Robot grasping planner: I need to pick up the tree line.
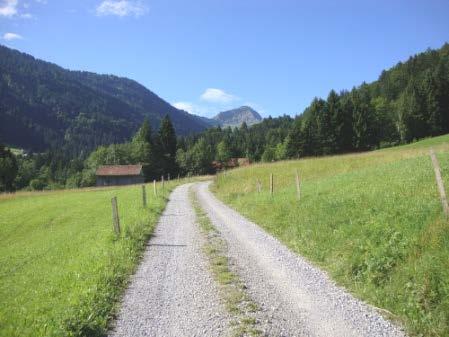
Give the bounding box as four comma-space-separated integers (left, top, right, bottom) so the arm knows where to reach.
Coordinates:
1, 43, 448, 192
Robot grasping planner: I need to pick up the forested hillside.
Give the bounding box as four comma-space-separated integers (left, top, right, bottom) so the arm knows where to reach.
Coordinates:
284, 43, 449, 157
180, 43, 449, 166
0, 45, 212, 154
1, 43, 448, 192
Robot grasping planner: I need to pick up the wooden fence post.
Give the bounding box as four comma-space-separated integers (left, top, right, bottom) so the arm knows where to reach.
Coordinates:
153, 179, 157, 196
177, 174, 180, 181
111, 196, 121, 235
257, 179, 262, 193
430, 149, 449, 219
142, 184, 147, 208
295, 169, 301, 201
161, 175, 165, 190
168, 173, 170, 181
270, 173, 274, 196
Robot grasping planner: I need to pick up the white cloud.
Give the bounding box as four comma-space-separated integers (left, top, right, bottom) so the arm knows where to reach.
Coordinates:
200, 88, 238, 104
172, 102, 194, 114
20, 12, 32, 18
172, 101, 216, 117
172, 89, 263, 118
0, 0, 18, 17
3, 32, 23, 40
96, 0, 148, 17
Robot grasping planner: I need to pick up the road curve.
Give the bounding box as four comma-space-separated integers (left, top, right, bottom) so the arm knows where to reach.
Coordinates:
194, 181, 406, 337
109, 183, 229, 337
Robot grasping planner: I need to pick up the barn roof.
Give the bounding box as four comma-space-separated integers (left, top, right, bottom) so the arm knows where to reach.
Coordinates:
96, 165, 143, 176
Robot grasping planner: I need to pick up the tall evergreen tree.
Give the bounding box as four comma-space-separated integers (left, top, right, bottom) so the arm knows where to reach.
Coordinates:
158, 115, 178, 175
133, 117, 152, 144
338, 92, 355, 152
301, 112, 319, 156
397, 80, 427, 142
216, 139, 232, 163
313, 98, 333, 154
351, 86, 377, 150
285, 118, 304, 158
327, 90, 344, 152
132, 118, 154, 180
0, 144, 18, 192
423, 63, 449, 136
372, 96, 397, 144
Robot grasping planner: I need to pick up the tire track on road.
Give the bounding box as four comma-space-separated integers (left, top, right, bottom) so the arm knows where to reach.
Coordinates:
194, 181, 406, 337
109, 183, 229, 337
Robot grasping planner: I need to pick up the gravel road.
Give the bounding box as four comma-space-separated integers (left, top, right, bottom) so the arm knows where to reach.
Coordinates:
109, 183, 229, 337
110, 181, 406, 337
194, 181, 406, 337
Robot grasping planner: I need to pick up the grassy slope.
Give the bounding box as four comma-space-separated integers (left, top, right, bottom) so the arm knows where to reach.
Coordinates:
213, 134, 449, 337
0, 180, 180, 337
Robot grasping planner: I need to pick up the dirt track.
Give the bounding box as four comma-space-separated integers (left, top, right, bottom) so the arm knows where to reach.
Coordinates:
110, 181, 406, 337
109, 183, 229, 337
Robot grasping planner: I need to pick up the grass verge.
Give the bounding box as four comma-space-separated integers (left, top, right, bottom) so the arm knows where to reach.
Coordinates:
190, 188, 261, 337
213, 134, 449, 337
0, 179, 183, 337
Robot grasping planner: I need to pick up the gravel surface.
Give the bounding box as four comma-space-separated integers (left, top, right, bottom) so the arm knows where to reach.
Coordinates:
109, 183, 229, 337
194, 181, 407, 337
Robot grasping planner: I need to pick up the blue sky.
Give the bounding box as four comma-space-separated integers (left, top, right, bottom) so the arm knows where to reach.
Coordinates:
1, 0, 448, 118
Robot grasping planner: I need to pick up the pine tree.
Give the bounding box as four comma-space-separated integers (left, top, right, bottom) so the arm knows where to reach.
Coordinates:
216, 140, 232, 163
351, 86, 377, 150
132, 118, 154, 180
285, 118, 303, 158
338, 92, 355, 152
301, 112, 319, 156
327, 90, 342, 152
0, 144, 18, 192
423, 63, 449, 136
311, 98, 333, 155
133, 117, 152, 144
158, 115, 178, 175
397, 80, 427, 142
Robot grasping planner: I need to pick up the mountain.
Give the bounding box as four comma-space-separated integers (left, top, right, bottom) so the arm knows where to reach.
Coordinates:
213, 106, 262, 127
0, 45, 211, 154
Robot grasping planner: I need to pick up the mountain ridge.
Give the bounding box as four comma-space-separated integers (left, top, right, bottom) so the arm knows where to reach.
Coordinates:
0, 45, 211, 153
212, 106, 262, 127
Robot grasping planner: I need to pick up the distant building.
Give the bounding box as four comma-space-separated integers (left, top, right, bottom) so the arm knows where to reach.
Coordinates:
237, 158, 251, 167
227, 157, 251, 168
211, 160, 224, 171
211, 158, 251, 172
96, 165, 144, 186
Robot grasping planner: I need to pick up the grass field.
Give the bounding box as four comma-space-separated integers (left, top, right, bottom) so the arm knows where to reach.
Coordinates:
213, 134, 449, 337
0, 180, 181, 337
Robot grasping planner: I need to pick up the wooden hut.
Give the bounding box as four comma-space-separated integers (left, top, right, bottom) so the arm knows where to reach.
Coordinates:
96, 165, 144, 186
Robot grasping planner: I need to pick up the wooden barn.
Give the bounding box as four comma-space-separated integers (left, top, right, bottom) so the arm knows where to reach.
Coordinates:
96, 165, 144, 186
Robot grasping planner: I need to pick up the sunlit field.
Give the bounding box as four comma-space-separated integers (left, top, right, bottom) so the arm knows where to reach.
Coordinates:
0, 180, 180, 337
213, 134, 449, 336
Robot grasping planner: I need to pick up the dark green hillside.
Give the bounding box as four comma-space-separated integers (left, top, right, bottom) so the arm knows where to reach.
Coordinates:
286, 43, 449, 158
176, 43, 449, 177
0, 45, 211, 154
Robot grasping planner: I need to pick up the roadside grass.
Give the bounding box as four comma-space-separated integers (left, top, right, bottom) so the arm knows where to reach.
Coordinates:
213, 134, 449, 337
190, 189, 261, 337
0, 179, 183, 337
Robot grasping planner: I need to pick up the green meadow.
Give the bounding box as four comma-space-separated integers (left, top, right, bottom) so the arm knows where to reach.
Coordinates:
0, 180, 179, 337
213, 134, 449, 337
